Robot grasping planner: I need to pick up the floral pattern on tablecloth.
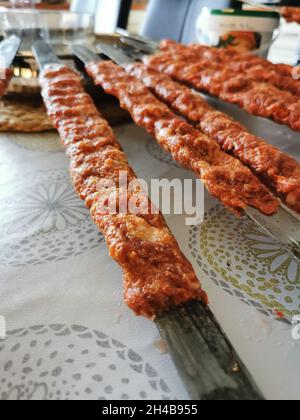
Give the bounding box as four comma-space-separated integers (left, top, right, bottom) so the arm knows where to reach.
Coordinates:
0, 325, 173, 401
0, 115, 299, 400
189, 206, 300, 320
0, 169, 103, 266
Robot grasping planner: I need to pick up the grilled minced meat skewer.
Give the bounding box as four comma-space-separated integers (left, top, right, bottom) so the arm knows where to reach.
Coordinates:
144, 45, 300, 131
39, 63, 207, 319
0, 69, 13, 97
128, 62, 300, 214
159, 39, 300, 88
86, 60, 279, 216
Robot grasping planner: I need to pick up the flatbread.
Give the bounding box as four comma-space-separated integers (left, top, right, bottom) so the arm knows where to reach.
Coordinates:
0, 100, 54, 132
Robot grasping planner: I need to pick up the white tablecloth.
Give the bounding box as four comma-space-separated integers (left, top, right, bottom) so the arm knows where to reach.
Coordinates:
0, 100, 299, 400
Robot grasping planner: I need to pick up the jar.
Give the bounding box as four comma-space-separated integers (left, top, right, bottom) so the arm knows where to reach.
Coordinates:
196, 8, 280, 56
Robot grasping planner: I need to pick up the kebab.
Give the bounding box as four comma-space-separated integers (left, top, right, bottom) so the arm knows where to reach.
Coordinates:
33, 42, 265, 401
143, 48, 300, 131
83, 58, 278, 216
38, 62, 210, 319
73, 43, 299, 260
91, 43, 300, 214
119, 33, 298, 80
0, 69, 13, 97
159, 39, 299, 83
127, 62, 300, 215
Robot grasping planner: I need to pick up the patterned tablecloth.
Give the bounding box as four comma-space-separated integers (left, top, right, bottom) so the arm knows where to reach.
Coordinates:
0, 96, 299, 400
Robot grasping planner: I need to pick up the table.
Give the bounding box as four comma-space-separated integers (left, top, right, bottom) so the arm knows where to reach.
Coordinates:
0, 97, 299, 400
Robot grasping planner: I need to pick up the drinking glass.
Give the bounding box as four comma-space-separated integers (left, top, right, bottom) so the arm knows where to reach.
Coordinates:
10, 0, 35, 8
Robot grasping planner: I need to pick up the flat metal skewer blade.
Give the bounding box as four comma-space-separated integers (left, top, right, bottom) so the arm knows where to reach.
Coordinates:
119, 36, 158, 54
96, 42, 136, 67
156, 301, 264, 400
97, 41, 145, 65
71, 45, 101, 65
115, 28, 159, 51
245, 207, 300, 261
0, 35, 21, 68
32, 41, 61, 69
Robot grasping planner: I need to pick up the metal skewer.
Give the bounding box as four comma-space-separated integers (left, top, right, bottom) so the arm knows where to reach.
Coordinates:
0, 35, 22, 69
32, 41, 61, 68
115, 27, 159, 53
33, 41, 265, 401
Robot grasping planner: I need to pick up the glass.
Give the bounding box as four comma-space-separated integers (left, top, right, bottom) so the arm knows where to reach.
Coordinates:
0, 10, 95, 52
10, 0, 35, 8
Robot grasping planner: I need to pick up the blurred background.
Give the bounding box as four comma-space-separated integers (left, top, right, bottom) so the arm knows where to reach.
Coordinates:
0, 0, 299, 64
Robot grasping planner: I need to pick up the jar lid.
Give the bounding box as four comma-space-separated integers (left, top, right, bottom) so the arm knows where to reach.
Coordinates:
209, 8, 280, 19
